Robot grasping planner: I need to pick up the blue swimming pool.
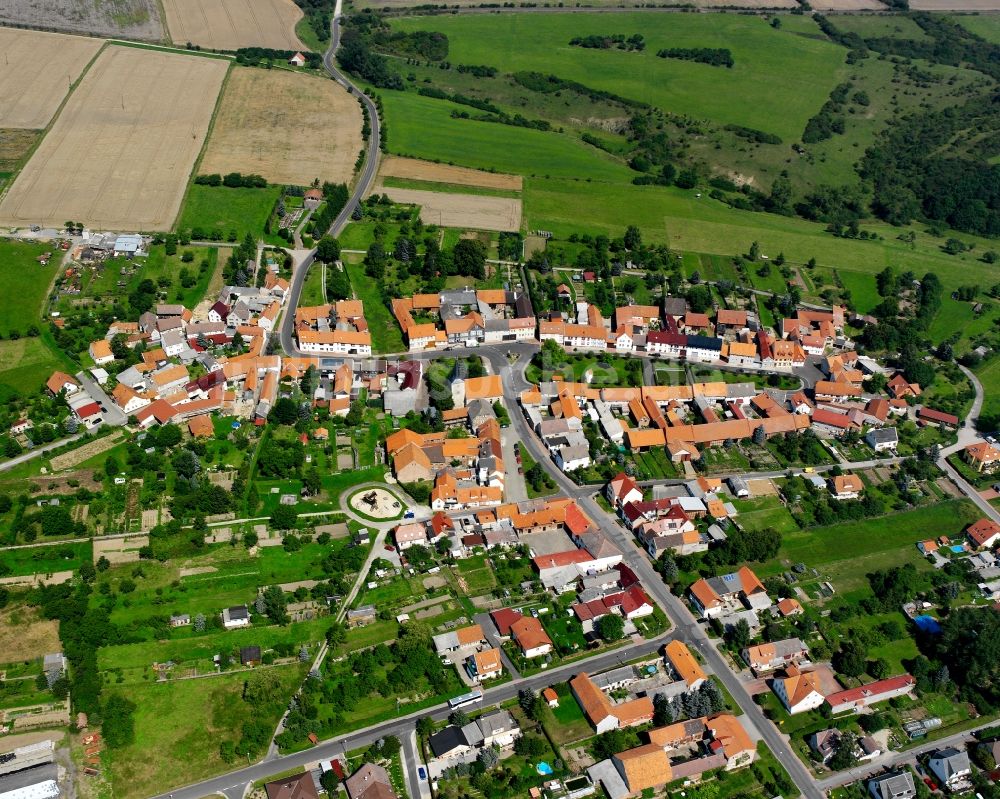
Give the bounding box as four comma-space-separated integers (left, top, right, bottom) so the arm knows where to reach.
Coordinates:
951, 544, 965, 553
537, 762, 554, 776
914, 614, 942, 634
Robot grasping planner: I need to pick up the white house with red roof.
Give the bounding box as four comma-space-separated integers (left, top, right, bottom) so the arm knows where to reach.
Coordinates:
606, 472, 643, 509
967, 518, 1000, 551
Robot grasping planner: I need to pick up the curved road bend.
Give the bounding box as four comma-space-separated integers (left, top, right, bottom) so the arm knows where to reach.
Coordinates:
278, 4, 382, 358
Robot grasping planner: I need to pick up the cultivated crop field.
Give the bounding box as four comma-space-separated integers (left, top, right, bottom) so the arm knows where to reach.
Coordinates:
389, 12, 846, 142
199, 67, 362, 186
378, 186, 522, 231
379, 156, 523, 191
0, 0, 164, 39
0, 46, 227, 231
162, 0, 304, 51
0, 29, 102, 129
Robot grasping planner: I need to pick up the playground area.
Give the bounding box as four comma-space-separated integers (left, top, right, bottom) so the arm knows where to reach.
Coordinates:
348, 488, 405, 520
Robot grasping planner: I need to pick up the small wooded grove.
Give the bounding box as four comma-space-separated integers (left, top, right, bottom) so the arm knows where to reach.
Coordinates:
656, 47, 733, 67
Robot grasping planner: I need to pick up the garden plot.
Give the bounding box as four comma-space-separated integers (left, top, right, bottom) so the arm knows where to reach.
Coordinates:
93, 535, 149, 565
162, 0, 303, 50
199, 67, 362, 186
0, 29, 102, 129
0, 46, 227, 231
377, 187, 522, 232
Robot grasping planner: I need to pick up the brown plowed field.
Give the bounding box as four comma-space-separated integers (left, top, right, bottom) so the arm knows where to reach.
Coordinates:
199, 67, 362, 186
163, 0, 304, 50
0, 29, 102, 129
379, 156, 523, 191
0, 46, 227, 231
379, 186, 522, 232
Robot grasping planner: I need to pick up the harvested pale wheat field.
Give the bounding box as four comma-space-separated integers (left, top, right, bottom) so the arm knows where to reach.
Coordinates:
199, 67, 362, 186
0, 29, 103, 129
0, 0, 164, 39
810, 0, 884, 9
163, 0, 303, 50
379, 187, 522, 232
0, 46, 227, 231
379, 156, 523, 191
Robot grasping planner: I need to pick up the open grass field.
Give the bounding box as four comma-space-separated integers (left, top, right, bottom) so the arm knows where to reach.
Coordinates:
377, 186, 521, 232
758, 500, 980, 598
523, 178, 1000, 292
0, 46, 227, 231
0, 542, 90, 577
199, 67, 362, 186
912, 0, 1000, 8
379, 90, 633, 183
0, 605, 61, 663
343, 255, 405, 353
162, 0, 303, 50
0, 338, 65, 397
176, 184, 281, 238
107, 664, 305, 799
0, 29, 102, 129
379, 156, 523, 191
953, 13, 1000, 41
0, 0, 164, 40
389, 13, 846, 142
0, 240, 59, 336
828, 13, 932, 40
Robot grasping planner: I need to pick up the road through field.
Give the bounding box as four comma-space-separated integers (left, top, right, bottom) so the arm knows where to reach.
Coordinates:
278, 0, 381, 358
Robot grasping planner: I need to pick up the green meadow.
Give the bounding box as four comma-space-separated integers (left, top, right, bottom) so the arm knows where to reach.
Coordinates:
176, 184, 281, 239
390, 12, 846, 142
379, 89, 633, 182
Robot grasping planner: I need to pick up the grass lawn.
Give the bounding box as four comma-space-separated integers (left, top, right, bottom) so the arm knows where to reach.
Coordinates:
98, 617, 330, 673
758, 500, 980, 597
543, 682, 593, 744
952, 13, 1000, 44
834, 268, 881, 314
0, 541, 91, 577
0, 240, 59, 337
176, 184, 281, 239
523, 179, 1000, 293
731, 496, 799, 535
299, 259, 326, 307
343, 255, 405, 353
106, 664, 306, 799
0, 336, 67, 398
456, 554, 496, 594
377, 89, 634, 183
390, 13, 845, 143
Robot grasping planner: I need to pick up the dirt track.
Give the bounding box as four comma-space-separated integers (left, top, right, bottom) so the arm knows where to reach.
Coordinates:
378, 186, 522, 232
379, 156, 523, 191
162, 0, 304, 50
0, 46, 227, 231
199, 67, 362, 186
0, 29, 102, 130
